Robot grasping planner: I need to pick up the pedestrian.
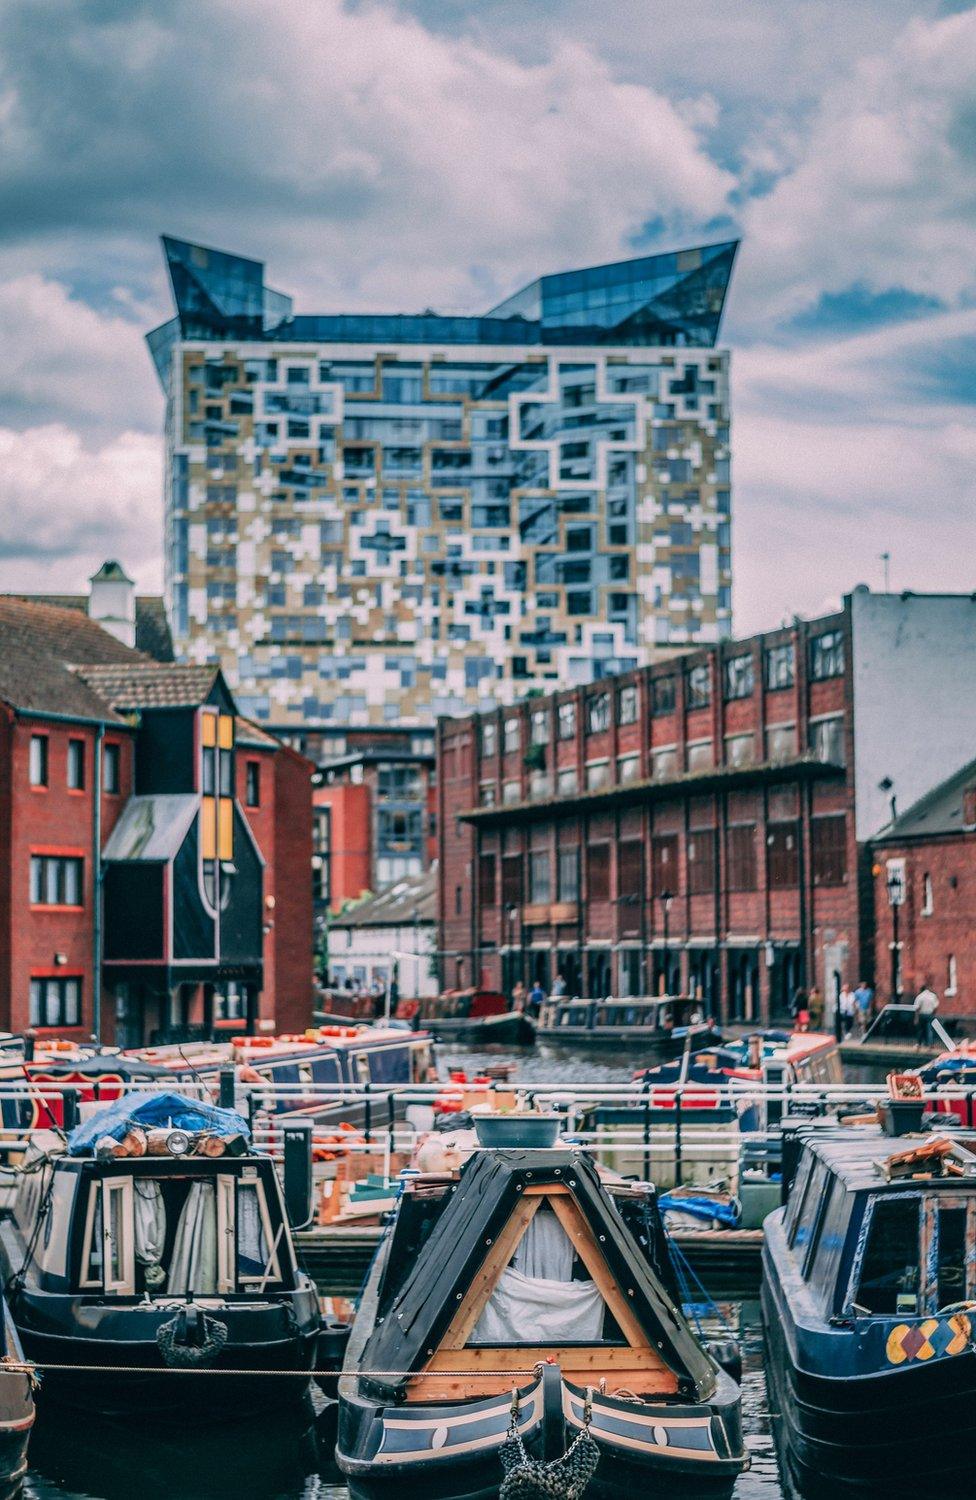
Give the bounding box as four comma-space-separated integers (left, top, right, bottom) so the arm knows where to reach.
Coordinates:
853, 979, 874, 1036
550, 971, 567, 998
790, 985, 806, 1022
807, 986, 823, 1031
913, 981, 939, 1047
839, 985, 856, 1036
527, 979, 545, 1019
511, 979, 527, 1014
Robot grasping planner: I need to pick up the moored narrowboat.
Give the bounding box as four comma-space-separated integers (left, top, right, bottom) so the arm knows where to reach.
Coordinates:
0, 1093, 320, 1420
763, 1122, 976, 1495
337, 1144, 747, 1499
0, 1298, 34, 1496
536, 994, 720, 1054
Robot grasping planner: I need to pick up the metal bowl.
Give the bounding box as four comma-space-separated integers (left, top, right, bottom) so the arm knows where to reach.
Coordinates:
473, 1114, 561, 1149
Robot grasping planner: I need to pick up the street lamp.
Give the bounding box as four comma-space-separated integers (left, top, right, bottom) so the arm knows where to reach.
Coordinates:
659, 889, 674, 996
506, 903, 518, 996
886, 866, 904, 1001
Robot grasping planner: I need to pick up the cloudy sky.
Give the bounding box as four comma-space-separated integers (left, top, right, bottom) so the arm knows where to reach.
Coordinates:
0, 0, 973, 633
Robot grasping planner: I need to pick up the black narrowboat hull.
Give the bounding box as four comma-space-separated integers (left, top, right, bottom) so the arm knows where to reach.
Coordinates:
762, 1275, 976, 1497
337, 1370, 745, 1500
425, 1013, 535, 1046
534, 1026, 717, 1054
0, 1359, 33, 1496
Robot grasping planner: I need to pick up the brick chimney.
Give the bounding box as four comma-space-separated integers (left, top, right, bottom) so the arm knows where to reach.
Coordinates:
963, 782, 976, 830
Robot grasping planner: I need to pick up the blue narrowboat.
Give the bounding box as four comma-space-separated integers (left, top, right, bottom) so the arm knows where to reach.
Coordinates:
763, 1124, 976, 1495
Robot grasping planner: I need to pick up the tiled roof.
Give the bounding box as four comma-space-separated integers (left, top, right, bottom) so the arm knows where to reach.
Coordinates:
0, 598, 146, 723
235, 716, 281, 750
331, 867, 436, 928
874, 756, 976, 842
7, 593, 175, 662
72, 663, 220, 711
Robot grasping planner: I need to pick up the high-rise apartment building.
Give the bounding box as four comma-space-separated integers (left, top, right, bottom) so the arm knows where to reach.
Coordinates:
147, 235, 738, 733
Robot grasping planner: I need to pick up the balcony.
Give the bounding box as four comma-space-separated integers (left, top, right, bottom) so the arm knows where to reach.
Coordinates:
459, 752, 845, 827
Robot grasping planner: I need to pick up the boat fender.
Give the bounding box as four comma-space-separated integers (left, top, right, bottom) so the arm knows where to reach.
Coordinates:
156, 1306, 228, 1368
500, 1380, 600, 1500
706, 1337, 742, 1385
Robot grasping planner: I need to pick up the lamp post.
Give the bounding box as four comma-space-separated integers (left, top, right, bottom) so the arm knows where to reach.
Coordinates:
659, 889, 674, 996
506, 902, 518, 997
887, 868, 904, 1001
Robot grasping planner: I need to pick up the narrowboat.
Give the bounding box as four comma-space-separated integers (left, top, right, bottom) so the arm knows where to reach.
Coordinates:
763, 1122, 976, 1495
536, 994, 720, 1054
0, 1093, 321, 1420
401, 989, 535, 1046
0, 1298, 34, 1496
337, 1144, 747, 1499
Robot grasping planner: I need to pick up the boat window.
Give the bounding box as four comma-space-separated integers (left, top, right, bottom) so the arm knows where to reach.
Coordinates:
803, 1175, 834, 1278
80, 1186, 103, 1288
102, 1178, 135, 1295
854, 1196, 920, 1316
936, 1206, 967, 1310
789, 1159, 828, 1256
808, 1180, 849, 1308
237, 1177, 281, 1286
784, 1154, 813, 1244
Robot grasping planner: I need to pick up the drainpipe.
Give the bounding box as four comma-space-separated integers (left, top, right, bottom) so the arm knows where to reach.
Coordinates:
93, 725, 104, 1046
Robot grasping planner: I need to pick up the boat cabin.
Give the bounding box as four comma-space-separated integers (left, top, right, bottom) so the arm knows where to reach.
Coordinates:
12, 1147, 298, 1300
539, 994, 711, 1035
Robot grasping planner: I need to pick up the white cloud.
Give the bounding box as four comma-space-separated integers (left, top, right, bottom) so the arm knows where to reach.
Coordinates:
0, 425, 162, 591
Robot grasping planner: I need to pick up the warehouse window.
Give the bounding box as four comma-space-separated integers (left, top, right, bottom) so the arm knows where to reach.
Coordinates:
727, 825, 757, 891
29, 735, 48, 787
809, 630, 845, 681
588, 844, 610, 901
764, 643, 795, 691
811, 816, 846, 885
767, 822, 799, 888
478, 854, 496, 908
687, 830, 716, 894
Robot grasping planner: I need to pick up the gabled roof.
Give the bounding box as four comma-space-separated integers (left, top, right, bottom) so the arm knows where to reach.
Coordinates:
7, 592, 175, 661
357, 1147, 713, 1403
0, 598, 146, 723
102, 795, 199, 861
72, 662, 221, 711
330, 868, 436, 928
874, 756, 976, 843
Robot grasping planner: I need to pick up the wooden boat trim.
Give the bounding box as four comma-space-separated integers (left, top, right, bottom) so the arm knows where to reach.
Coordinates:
437, 1196, 541, 1351
547, 1193, 648, 1349
409, 1347, 678, 1400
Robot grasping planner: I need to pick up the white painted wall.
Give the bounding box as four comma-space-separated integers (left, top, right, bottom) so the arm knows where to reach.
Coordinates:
329, 921, 438, 998
852, 589, 976, 840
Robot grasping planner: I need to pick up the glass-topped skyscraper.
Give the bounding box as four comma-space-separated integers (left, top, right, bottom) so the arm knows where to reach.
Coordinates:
147, 236, 737, 729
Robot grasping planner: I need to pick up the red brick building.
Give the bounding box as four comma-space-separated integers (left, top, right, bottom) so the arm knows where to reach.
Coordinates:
871, 760, 976, 1018
0, 599, 313, 1044
438, 590, 976, 1024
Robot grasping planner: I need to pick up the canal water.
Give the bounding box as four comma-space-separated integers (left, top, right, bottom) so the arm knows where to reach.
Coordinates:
21, 1040, 880, 1500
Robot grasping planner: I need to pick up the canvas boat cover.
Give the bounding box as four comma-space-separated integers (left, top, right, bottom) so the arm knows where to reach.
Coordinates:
67, 1092, 249, 1155
357, 1147, 715, 1401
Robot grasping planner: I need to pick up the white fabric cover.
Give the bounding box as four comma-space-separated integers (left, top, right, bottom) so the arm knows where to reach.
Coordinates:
472, 1208, 604, 1344
168, 1181, 217, 1295
133, 1179, 166, 1265
472, 1267, 604, 1344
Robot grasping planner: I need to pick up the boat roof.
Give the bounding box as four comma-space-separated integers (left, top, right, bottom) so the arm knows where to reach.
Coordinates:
798, 1125, 976, 1191
357, 1147, 714, 1401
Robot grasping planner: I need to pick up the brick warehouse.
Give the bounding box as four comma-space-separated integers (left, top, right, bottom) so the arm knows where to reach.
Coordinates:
438, 589, 976, 1024
872, 759, 976, 1018
0, 597, 313, 1044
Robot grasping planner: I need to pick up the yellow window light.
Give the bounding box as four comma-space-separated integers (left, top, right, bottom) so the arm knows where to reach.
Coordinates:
201, 713, 217, 748
218, 715, 234, 750
201, 797, 217, 860
218, 799, 234, 861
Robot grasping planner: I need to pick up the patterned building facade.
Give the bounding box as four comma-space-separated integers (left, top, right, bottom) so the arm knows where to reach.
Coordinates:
147, 236, 738, 731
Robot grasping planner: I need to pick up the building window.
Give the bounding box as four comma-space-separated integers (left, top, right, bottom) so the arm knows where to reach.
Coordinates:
686, 664, 710, 709
215, 981, 248, 1022
503, 717, 521, 754
810, 629, 845, 681
947, 954, 958, 996
557, 701, 576, 740
556, 767, 578, 797
687, 740, 713, 772
765, 724, 796, 764
501, 854, 522, 906
30, 854, 83, 907
618, 840, 643, 902
651, 676, 676, 716
767, 822, 799, 888
29, 735, 48, 787
502, 780, 520, 804
479, 781, 497, 807
480, 721, 497, 757
764, 642, 795, 690
811, 815, 847, 885
922, 873, 933, 916
29, 975, 82, 1028
727, 824, 757, 891
67, 739, 85, 791
588, 844, 610, 901
723, 654, 754, 701
652, 747, 678, 781
528, 851, 551, 904
687, 830, 716, 894
478, 854, 496, 908
103, 743, 121, 794
617, 754, 640, 783
530, 708, 550, 746
616, 684, 638, 725
651, 834, 678, 894
585, 761, 610, 791
557, 848, 579, 903
312, 806, 331, 905
808, 715, 845, 766
586, 692, 610, 735
245, 761, 261, 808
724, 733, 755, 768
455, 885, 462, 916
528, 769, 551, 800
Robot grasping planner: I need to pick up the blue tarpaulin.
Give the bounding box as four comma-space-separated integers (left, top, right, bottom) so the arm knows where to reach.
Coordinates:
67, 1092, 249, 1156
658, 1193, 740, 1227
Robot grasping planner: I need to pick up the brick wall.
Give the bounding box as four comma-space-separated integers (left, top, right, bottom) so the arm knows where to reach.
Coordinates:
873, 834, 976, 1016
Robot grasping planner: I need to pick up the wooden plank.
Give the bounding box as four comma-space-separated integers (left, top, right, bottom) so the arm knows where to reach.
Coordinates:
523, 1184, 568, 1196
407, 1347, 678, 1401
437, 1196, 541, 1351
547, 1194, 651, 1351
425, 1346, 673, 1371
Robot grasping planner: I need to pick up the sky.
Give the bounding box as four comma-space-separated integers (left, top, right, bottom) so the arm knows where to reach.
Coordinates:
0, 0, 974, 635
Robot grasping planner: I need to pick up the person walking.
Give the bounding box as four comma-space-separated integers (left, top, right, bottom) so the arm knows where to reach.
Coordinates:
550, 972, 568, 998
807, 986, 823, 1031
527, 979, 545, 1019
511, 979, 527, 1014
913, 981, 939, 1047
853, 980, 874, 1036
838, 984, 856, 1037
